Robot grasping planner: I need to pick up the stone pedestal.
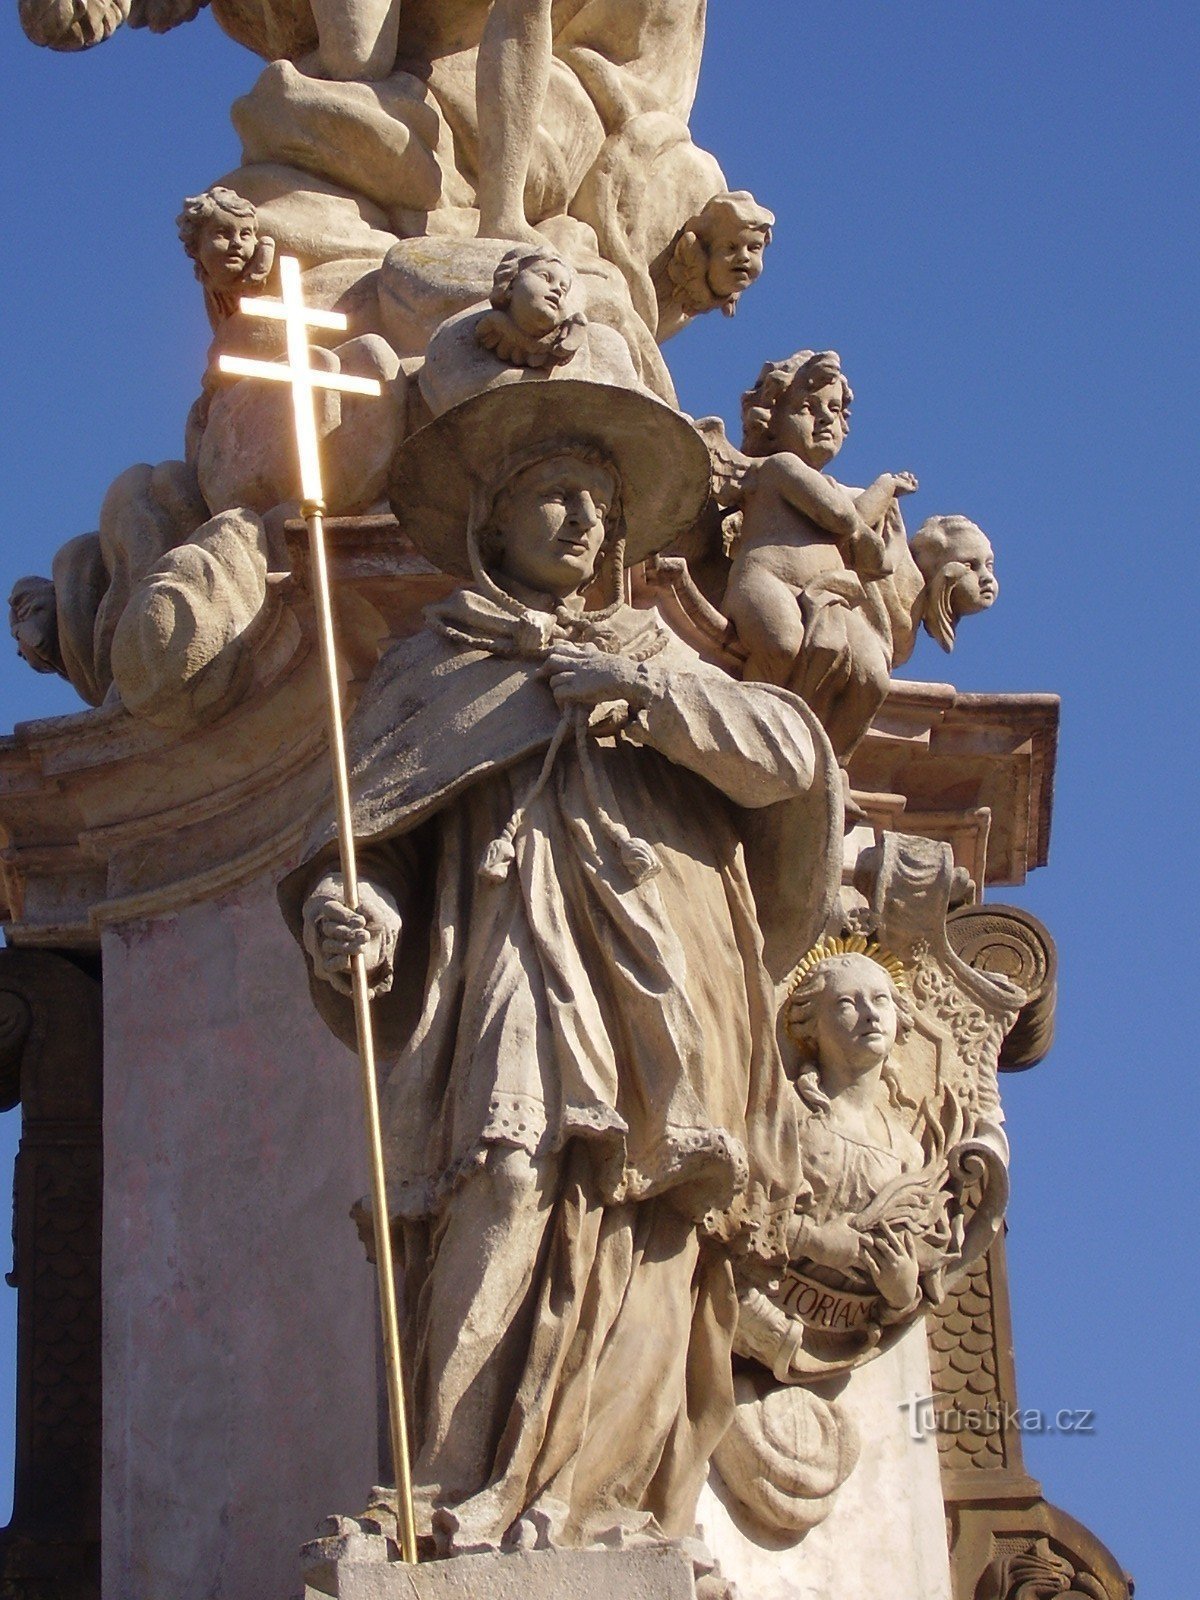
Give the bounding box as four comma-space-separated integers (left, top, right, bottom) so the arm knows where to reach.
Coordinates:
100, 874, 378, 1600
697, 1323, 952, 1600
304, 1546, 695, 1600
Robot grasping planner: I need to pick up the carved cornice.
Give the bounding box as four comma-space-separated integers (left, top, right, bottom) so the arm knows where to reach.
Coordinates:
854, 686, 1058, 893
1, 521, 1059, 948
0, 618, 327, 945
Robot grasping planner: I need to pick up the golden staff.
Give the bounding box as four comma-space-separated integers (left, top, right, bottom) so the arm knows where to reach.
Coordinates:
220, 256, 419, 1565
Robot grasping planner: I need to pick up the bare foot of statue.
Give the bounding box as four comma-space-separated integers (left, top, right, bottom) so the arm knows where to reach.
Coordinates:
478, 209, 545, 245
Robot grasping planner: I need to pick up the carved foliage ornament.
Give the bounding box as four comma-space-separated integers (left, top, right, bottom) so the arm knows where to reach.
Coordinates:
978, 1538, 1112, 1600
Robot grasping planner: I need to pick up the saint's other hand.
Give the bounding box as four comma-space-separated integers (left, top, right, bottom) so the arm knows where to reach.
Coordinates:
538, 642, 655, 711
862, 1222, 921, 1311
302, 881, 400, 997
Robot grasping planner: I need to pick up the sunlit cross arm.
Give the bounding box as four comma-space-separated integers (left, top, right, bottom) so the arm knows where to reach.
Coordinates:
217, 253, 382, 507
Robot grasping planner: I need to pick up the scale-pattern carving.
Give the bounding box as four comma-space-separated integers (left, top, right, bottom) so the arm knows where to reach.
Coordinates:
928, 1250, 1006, 1471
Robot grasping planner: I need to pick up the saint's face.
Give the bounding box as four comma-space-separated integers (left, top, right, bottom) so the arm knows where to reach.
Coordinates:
492, 454, 617, 600
706, 226, 767, 301
508, 259, 573, 337
772, 378, 849, 468
949, 529, 999, 611
812, 956, 899, 1081
197, 216, 258, 286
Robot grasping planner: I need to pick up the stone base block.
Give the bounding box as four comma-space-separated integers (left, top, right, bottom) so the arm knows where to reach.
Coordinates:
304, 1545, 696, 1600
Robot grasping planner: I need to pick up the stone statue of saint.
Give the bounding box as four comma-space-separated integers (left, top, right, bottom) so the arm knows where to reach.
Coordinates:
21, 0, 717, 271
279, 380, 841, 1552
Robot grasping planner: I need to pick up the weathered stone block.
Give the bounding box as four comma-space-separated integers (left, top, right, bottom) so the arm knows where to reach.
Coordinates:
305, 1545, 696, 1600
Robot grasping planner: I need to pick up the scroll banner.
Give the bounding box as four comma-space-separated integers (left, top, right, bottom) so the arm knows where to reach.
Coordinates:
777, 1268, 879, 1333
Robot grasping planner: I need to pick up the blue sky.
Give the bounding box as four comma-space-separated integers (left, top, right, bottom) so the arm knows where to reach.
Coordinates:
1, 2, 1195, 1592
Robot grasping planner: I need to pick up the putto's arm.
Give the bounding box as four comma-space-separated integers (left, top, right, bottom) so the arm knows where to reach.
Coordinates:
760, 453, 863, 544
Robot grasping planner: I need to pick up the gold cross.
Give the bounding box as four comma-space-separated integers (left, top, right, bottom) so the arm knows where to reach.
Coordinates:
217, 256, 418, 1564
218, 254, 382, 508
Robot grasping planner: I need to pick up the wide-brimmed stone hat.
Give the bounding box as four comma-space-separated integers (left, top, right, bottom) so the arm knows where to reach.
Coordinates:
388, 379, 712, 578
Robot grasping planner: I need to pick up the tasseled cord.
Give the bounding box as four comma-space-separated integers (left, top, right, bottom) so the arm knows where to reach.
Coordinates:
478, 713, 573, 882
571, 710, 661, 884
477, 708, 661, 886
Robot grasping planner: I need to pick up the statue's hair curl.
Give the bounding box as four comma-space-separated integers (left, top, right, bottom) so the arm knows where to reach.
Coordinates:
740, 349, 852, 457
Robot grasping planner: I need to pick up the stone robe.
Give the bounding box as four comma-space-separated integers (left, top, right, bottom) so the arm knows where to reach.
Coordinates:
280, 588, 840, 1548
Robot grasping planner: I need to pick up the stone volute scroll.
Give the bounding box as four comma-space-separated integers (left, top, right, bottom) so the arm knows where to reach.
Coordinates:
946, 901, 1058, 1070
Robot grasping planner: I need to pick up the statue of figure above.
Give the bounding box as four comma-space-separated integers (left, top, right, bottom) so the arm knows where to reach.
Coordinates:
20, 0, 733, 319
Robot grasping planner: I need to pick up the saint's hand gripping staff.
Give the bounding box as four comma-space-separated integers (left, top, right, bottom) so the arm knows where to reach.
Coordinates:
220, 255, 419, 1565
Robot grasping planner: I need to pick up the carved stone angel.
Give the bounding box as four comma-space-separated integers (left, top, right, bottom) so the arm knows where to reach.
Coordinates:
418, 245, 643, 417
474, 247, 586, 369
732, 943, 958, 1388
713, 838, 1018, 1539
652, 190, 775, 340
784, 948, 953, 1325
673, 351, 999, 764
